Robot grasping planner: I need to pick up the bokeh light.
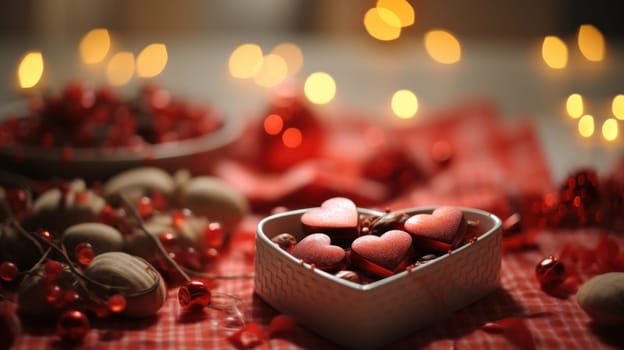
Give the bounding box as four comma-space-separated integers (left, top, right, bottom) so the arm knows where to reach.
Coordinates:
270, 43, 303, 77
602, 118, 618, 141
391, 89, 419, 119
542, 36, 568, 69
304, 72, 336, 104
17, 51, 44, 89
578, 114, 594, 138
578, 24, 605, 62
364, 7, 401, 41
136, 43, 168, 78
282, 127, 303, 148
228, 43, 263, 79
263, 114, 284, 135
424, 30, 461, 64
254, 53, 288, 87
612, 94, 624, 120
376, 0, 415, 27
566, 93, 584, 119
79, 28, 111, 64
106, 51, 135, 86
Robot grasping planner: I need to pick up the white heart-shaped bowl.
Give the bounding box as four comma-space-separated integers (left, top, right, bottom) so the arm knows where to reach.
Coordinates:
255, 206, 502, 349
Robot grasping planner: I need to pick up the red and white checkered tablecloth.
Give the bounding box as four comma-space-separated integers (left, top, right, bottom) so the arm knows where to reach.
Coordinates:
10, 227, 623, 350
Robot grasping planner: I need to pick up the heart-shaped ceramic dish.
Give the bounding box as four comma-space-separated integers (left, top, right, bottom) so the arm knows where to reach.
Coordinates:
0, 100, 242, 181
255, 206, 502, 350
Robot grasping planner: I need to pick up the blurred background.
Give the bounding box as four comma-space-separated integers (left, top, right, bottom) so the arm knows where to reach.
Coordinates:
0, 0, 622, 180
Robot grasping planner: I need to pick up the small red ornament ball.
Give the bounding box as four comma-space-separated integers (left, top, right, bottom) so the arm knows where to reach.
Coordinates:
0, 261, 18, 282
178, 279, 211, 310
56, 310, 90, 343
75, 242, 95, 266
535, 255, 566, 290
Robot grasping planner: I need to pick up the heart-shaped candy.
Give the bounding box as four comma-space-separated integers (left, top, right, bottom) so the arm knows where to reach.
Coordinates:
350, 230, 414, 278
403, 206, 466, 252
290, 233, 346, 271
301, 197, 359, 245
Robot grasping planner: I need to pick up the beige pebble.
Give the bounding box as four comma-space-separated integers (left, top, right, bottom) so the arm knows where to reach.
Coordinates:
577, 272, 624, 325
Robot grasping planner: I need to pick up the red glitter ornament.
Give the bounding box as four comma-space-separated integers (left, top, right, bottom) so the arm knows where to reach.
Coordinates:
56, 310, 90, 343
0, 261, 18, 282
75, 242, 95, 266
535, 255, 566, 290
107, 294, 127, 313
178, 279, 211, 310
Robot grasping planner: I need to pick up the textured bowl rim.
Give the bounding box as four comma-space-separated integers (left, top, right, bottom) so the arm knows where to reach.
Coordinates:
257, 206, 503, 292
0, 99, 242, 162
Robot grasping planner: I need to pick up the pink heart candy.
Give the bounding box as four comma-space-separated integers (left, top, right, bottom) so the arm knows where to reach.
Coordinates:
403, 206, 466, 251
301, 197, 359, 244
291, 233, 346, 271
351, 230, 413, 277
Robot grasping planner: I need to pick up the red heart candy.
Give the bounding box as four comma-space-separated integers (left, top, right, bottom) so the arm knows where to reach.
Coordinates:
350, 230, 413, 278
291, 233, 346, 271
404, 206, 466, 252
301, 197, 359, 244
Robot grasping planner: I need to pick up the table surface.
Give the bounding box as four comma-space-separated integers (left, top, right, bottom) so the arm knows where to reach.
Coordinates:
2, 35, 624, 349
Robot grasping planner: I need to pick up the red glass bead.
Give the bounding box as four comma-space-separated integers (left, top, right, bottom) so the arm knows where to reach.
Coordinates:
137, 196, 153, 219
107, 294, 127, 313
0, 261, 18, 282
203, 221, 224, 248
75, 242, 95, 266
178, 279, 211, 309
44, 260, 64, 282
56, 310, 90, 343
535, 255, 566, 290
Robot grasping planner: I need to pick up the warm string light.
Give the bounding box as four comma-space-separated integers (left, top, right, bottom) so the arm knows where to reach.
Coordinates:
304, 72, 336, 105
106, 51, 135, 86
424, 30, 462, 64
578, 24, 605, 62
229, 42, 304, 88
363, 0, 415, 41
565, 94, 623, 142
79, 29, 111, 64
391, 89, 418, 119
541, 36, 568, 69
136, 43, 168, 78
17, 51, 44, 89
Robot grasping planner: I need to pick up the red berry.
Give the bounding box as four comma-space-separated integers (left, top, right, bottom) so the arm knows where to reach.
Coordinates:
56, 310, 90, 343
227, 322, 267, 349
74, 190, 89, 204
178, 279, 211, 309
536, 256, 566, 290
179, 246, 202, 270
137, 196, 153, 219
75, 242, 95, 266
204, 221, 224, 248
171, 209, 190, 228
39, 229, 54, 240
107, 294, 127, 313
5, 188, 28, 217
159, 231, 179, 251
44, 260, 64, 282
46, 285, 63, 303
0, 261, 19, 282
